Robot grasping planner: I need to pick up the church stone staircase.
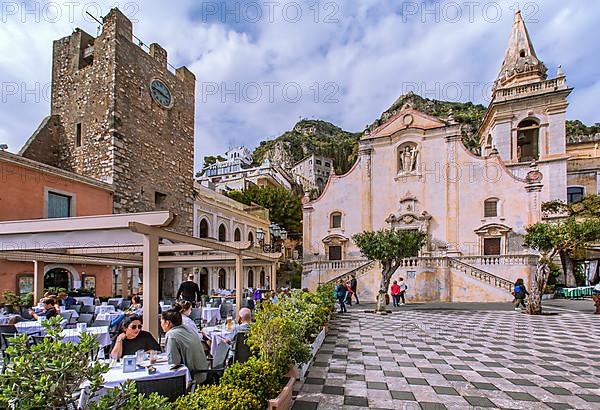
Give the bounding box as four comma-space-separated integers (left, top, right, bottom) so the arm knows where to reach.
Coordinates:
321, 257, 516, 294
447, 258, 514, 293
325, 260, 377, 285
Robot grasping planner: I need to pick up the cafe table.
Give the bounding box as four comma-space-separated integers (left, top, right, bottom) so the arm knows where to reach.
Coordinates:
94, 305, 116, 315
203, 325, 234, 357
201, 307, 221, 326
60, 326, 112, 347
79, 354, 190, 406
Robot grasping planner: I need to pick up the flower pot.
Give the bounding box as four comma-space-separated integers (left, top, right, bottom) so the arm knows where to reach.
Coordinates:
268, 368, 296, 410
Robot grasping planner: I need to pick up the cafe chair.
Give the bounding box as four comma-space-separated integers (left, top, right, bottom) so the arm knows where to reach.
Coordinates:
195, 342, 230, 385
77, 313, 94, 326
19, 306, 34, 320
108, 300, 120, 308
233, 332, 252, 364
190, 308, 202, 327
118, 300, 131, 311
71, 304, 81, 313
135, 374, 187, 402
80, 305, 94, 314
219, 303, 233, 320
89, 319, 111, 328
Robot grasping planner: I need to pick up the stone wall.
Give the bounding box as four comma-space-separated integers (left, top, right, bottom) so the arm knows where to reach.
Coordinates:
21, 8, 195, 235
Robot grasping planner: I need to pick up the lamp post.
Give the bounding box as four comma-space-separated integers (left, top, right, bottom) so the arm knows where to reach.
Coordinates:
313, 251, 321, 286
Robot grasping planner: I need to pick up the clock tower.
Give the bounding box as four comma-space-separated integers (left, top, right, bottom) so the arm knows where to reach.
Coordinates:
20, 8, 196, 234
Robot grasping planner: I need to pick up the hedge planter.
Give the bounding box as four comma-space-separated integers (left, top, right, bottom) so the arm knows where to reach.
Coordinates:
268, 367, 296, 410
295, 326, 327, 381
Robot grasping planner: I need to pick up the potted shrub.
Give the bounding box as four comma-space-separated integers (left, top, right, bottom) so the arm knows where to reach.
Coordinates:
220, 357, 281, 407
174, 384, 261, 410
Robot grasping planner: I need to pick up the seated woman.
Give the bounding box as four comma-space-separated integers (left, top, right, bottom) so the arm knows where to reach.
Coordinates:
29, 298, 58, 320
173, 301, 201, 339
110, 315, 160, 359
161, 309, 209, 384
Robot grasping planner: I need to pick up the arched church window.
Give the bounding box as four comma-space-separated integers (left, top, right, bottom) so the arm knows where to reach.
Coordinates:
218, 224, 227, 242
199, 219, 209, 238
248, 231, 254, 243
330, 212, 342, 228
218, 268, 227, 289
484, 198, 499, 218
234, 228, 241, 242
516, 119, 539, 162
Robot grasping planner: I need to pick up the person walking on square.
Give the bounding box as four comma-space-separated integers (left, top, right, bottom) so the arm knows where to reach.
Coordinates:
513, 278, 528, 310
398, 277, 408, 305
390, 280, 401, 307
176, 274, 201, 307
345, 281, 354, 306
350, 274, 359, 304
335, 279, 347, 313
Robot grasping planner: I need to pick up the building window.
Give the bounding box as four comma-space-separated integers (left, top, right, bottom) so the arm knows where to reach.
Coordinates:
516, 119, 539, 162
325, 162, 330, 168
328, 245, 342, 261
248, 231, 254, 243
154, 191, 167, 209
247, 269, 254, 288
218, 268, 227, 289
330, 212, 342, 228
75, 123, 82, 147
484, 199, 498, 218
199, 219, 209, 238
234, 228, 241, 242
483, 238, 501, 255
218, 224, 227, 242
259, 270, 266, 288
567, 187, 584, 204
316, 159, 322, 165
47, 192, 72, 218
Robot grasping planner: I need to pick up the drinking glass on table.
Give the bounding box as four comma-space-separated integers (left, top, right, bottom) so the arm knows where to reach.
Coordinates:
149, 350, 157, 364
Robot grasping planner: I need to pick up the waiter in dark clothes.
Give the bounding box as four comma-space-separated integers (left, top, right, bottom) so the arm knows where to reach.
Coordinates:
176, 274, 202, 307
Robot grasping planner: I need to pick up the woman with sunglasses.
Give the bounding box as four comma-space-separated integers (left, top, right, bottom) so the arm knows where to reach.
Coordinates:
110, 314, 160, 359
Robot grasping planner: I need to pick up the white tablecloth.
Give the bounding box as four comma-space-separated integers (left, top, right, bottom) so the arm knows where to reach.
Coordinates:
201, 307, 221, 325
15, 321, 46, 335
80, 355, 190, 407
74, 297, 95, 306
96, 312, 122, 322
204, 326, 231, 357
94, 305, 116, 316
60, 326, 112, 347
108, 298, 124, 306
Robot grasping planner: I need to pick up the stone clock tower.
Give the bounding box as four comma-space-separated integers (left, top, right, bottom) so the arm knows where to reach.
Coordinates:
20, 8, 196, 234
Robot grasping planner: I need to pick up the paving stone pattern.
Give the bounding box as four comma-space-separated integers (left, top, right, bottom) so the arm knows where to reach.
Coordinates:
292, 309, 600, 409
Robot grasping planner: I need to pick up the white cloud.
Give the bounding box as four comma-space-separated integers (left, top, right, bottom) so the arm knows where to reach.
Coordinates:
0, 0, 598, 171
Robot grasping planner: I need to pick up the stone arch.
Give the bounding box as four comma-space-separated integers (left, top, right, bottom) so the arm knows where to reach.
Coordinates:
516, 118, 540, 162
199, 218, 210, 238
44, 264, 81, 290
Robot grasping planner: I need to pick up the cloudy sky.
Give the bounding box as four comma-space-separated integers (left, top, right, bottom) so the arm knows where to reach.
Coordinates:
0, 0, 598, 172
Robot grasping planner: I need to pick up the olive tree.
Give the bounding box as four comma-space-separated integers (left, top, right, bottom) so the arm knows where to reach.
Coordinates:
352, 229, 427, 312
524, 217, 600, 314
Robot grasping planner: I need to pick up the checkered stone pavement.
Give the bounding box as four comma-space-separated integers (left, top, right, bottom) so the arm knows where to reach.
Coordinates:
292, 307, 600, 410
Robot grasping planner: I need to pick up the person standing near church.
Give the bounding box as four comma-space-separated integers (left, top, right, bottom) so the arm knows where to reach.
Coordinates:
176, 274, 201, 307
398, 278, 408, 305
350, 275, 359, 304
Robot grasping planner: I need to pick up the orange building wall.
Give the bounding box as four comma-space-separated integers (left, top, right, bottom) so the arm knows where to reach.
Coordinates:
0, 158, 113, 221
0, 156, 114, 296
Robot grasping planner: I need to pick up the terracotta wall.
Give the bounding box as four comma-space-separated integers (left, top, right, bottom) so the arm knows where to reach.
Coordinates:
0, 155, 114, 296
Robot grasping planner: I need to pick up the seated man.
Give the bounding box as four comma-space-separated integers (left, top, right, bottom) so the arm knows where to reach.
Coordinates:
225, 307, 252, 345
29, 298, 58, 320
161, 309, 208, 384
58, 292, 77, 310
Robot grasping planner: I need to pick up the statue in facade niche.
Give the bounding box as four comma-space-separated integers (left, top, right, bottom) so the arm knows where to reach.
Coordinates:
399, 145, 418, 173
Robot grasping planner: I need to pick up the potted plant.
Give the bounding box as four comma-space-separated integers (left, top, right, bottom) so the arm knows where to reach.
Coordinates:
174, 384, 261, 410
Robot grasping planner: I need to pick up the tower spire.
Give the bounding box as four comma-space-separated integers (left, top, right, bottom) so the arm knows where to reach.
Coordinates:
495, 10, 547, 89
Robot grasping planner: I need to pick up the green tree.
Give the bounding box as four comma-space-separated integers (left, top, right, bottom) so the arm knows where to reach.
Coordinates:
352, 229, 427, 312
524, 217, 600, 314
541, 194, 600, 285
226, 185, 302, 234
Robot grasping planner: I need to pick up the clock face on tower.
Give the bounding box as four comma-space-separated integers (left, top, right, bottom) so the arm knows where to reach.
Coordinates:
149, 79, 173, 108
